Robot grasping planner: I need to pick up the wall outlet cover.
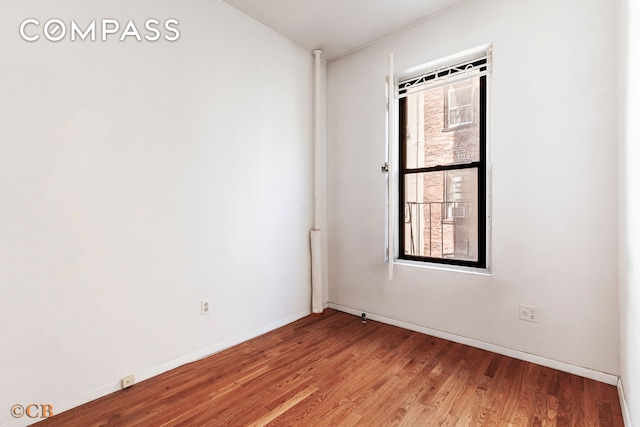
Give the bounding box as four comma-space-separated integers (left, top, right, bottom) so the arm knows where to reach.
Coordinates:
201, 298, 212, 315
519, 304, 540, 323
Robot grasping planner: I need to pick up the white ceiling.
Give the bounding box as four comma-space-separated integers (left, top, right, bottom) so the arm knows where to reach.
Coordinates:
221, 0, 468, 61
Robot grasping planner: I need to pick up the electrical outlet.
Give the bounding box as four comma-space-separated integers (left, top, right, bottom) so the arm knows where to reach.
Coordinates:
122, 375, 135, 389
201, 299, 212, 315
519, 304, 540, 323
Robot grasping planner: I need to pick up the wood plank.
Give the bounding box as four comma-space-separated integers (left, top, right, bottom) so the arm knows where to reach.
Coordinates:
35, 310, 624, 427
246, 384, 318, 427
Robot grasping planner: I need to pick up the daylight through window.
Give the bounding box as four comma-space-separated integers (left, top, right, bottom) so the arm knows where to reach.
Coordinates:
398, 55, 488, 268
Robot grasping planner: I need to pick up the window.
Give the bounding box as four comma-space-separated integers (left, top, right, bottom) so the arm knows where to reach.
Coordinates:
446, 81, 474, 129
398, 55, 488, 268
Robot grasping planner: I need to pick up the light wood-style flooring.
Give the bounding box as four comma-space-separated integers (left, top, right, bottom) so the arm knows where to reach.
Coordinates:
37, 309, 624, 426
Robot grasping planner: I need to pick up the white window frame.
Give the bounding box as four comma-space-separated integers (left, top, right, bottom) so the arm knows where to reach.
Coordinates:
385, 44, 493, 277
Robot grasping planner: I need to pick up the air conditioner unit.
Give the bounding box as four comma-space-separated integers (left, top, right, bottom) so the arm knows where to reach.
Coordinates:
447, 205, 468, 218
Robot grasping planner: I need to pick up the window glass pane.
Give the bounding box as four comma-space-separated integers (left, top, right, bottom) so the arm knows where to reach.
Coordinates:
404, 75, 480, 170
403, 168, 478, 262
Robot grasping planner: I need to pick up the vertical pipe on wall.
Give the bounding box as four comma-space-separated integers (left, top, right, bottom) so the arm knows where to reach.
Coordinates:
311, 49, 324, 313
312, 49, 322, 230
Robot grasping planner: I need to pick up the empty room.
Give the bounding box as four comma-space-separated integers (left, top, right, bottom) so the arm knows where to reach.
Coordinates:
1, 0, 638, 426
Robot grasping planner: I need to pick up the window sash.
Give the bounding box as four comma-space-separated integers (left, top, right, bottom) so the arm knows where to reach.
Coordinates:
402, 167, 480, 264
398, 74, 487, 268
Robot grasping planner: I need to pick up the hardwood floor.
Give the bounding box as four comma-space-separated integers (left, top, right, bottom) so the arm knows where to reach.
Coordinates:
37, 310, 624, 426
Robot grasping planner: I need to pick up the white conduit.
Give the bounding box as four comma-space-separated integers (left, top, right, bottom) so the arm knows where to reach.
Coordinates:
311, 49, 323, 313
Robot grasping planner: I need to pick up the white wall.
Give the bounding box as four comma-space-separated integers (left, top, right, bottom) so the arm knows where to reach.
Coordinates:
327, 0, 619, 376
619, 0, 640, 423
0, 1, 313, 425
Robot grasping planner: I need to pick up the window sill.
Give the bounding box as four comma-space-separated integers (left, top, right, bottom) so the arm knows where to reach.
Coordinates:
394, 259, 491, 276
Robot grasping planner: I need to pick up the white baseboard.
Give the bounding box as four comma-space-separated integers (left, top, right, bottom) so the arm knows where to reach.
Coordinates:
136, 308, 310, 383
618, 378, 632, 427
3, 309, 310, 427
327, 303, 619, 386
